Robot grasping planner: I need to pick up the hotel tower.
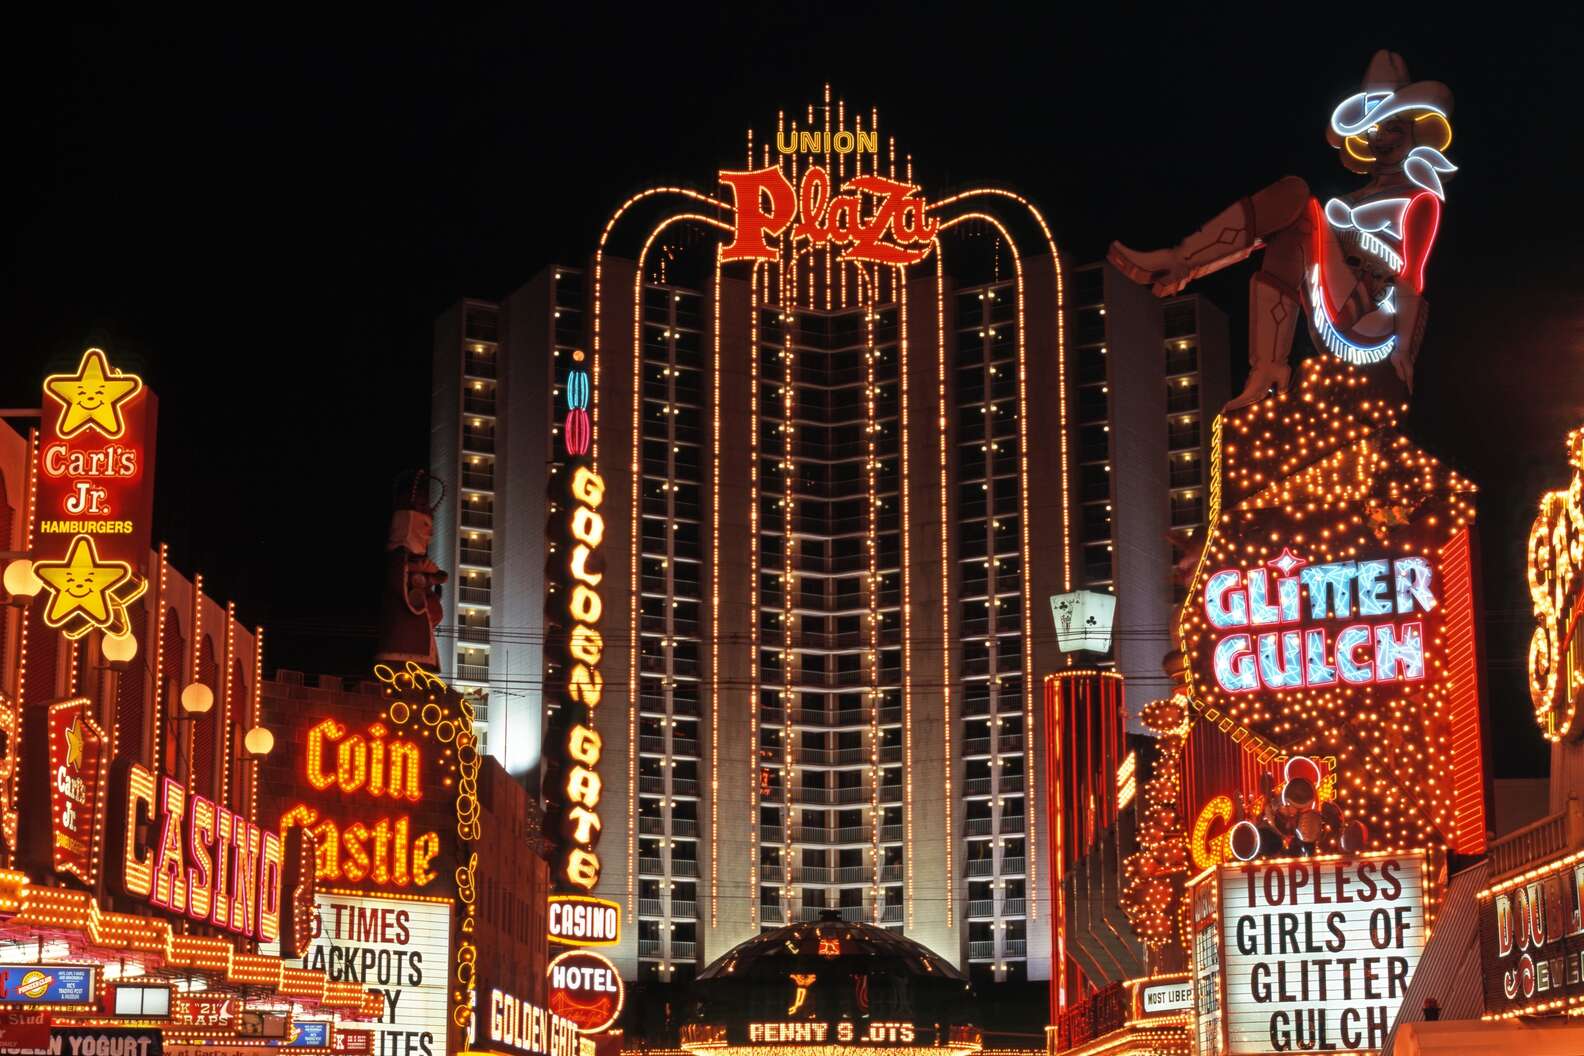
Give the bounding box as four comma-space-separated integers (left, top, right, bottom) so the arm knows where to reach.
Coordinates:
429, 91, 1223, 987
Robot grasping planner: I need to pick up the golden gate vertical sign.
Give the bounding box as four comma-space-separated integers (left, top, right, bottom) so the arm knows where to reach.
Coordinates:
552, 350, 608, 893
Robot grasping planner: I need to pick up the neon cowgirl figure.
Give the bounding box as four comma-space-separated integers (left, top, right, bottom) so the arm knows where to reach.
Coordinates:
1109, 51, 1456, 409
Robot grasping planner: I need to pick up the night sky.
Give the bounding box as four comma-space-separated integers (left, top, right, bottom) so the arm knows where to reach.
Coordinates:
6, 9, 1580, 778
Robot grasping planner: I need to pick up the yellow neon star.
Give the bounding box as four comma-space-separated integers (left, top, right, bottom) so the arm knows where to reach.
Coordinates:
43, 348, 142, 439
34, 535, 132, 627
64, 715, 85, 770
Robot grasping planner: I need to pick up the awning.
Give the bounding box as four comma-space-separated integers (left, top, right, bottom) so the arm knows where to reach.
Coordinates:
1394, 1018, 1584, 1056
0, 871, 382, 1017
1383, 860, 1487, 1055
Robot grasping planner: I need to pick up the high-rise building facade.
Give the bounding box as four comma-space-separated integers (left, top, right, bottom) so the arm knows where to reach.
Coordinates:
432, 93, 1225, 988
432, 297, 561, 776
1065, 265, 1229, 720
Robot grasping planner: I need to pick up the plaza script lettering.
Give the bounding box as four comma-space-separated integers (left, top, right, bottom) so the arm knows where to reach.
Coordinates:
720, 165, 937, 266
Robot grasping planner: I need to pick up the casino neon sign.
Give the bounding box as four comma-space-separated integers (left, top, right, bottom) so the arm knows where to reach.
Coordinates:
720, 165, 938, 266
120, 764, 285, 941
1203, 548, 1435, 693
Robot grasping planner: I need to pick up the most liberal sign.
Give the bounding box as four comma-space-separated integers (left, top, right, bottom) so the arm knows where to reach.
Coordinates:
1192, 851, 1426, 1055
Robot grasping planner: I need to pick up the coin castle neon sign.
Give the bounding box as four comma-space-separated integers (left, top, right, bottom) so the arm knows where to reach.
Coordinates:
1204, 548, 1436, 693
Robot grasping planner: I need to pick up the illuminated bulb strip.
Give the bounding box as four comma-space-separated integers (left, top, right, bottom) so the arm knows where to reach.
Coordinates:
592, 186, 729, 464
219, 601, 236, 808
897, 274, 917, 930
748, 266, 764, 925
251, 626, 264, 827
933, 245, 953, 928
2, 431, 40, 857
710, 244, 722, 927
624, 210, 734, 923
153, 545, 168, 775
864, 272, 881, 920
190, 573, 204, 794
781, 285, 794, 907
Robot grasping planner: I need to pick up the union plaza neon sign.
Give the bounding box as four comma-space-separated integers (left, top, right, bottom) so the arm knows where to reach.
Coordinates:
719, 165, 938, 266
1203, 548, 1436, 693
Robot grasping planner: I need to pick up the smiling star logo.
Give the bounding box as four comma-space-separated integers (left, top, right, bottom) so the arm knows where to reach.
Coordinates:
43, 348, 142, 439
34, 535, 132, 627
64, 715, 85, 770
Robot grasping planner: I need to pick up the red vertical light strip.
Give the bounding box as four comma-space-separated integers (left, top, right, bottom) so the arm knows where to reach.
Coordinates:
1043, 674, 1065, 1020
1440, 527, 1488, 853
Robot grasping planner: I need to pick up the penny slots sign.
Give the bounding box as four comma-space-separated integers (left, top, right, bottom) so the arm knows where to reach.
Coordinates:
32, 347, 156, 638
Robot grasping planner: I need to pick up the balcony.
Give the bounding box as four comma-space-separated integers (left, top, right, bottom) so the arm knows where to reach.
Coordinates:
638, 938, 662, 957
671, 941, 697, 960
834, 826, 867, 844
797, 867, 833, 884
967, 900, 995, 918
880, 825, 902, 842
966, 859, 995, 877
459, 547, 493, 568
639, 857, 664, 875
881, 864, 903, 882
761, 904, 785, 924
455, 663, 489, 682
838, 906, 868, 922
461, 471, 495, 491
638, 899, 664, 916
999, 733, 1025, 753
962, 739, 991, 757
639, 817, 665, 835
463, 395, 496, 417
640, 735, 666, 755
963, 778, 992, 797
1488, 801, 1584, 879
964, 817, 993, 836
1005, 939, 1028, 957
673, 779, 700, 797
457, 586, 491, 606
1001, 898, 1027, 916
672, 859, 700, 878
672, 901, 698, 919
837, 866, 868, 884
1000, 815, 1026, 834
673, 738, 700, 758
881, 905, 903, 924
672, 819, 699, 837
968, 941, 995, 960
1001, 857, 1027, 875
